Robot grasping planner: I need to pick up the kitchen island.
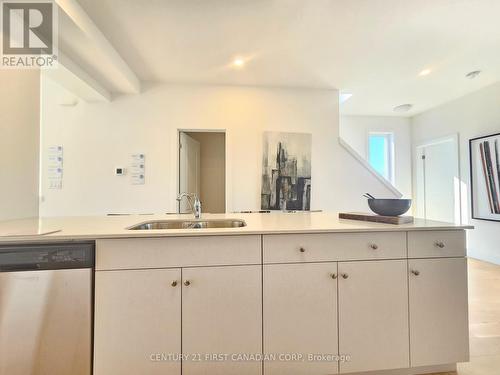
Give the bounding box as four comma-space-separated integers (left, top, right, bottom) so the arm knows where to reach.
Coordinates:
0, 212, 472, 375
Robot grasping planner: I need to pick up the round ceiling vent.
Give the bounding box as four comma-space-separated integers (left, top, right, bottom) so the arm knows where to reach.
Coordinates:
393, 104, 413, 113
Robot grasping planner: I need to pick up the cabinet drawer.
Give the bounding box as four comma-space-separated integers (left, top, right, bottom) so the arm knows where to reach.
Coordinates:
408, 230, 466, 258
96, 235, 261, 270
263, 232, 406, 263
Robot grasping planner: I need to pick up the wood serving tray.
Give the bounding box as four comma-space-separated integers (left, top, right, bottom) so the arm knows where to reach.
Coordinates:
339, 212, 414, 225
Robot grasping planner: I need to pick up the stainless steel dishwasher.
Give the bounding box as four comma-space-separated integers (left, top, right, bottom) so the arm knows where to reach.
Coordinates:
0, 242, 94, 375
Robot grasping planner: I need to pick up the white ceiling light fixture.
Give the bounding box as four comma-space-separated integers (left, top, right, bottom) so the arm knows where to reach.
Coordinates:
232, 58, 245, 68
419, 69, 431, 76
466, 70, 481, 79
393, 104, 413, 113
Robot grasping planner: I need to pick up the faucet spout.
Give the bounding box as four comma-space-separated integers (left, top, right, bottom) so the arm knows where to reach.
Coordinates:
177, 192, 202, 219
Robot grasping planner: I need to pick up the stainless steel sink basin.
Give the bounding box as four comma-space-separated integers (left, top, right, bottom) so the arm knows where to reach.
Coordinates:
127, 219, 247, 230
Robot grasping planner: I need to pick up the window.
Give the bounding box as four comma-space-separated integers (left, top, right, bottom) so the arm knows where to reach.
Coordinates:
368, 132, 395, 183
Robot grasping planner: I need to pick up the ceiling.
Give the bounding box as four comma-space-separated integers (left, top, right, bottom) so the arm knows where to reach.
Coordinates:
57, 0, 500, 116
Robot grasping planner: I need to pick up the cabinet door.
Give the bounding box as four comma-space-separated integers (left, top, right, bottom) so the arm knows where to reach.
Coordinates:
409, 258, 469, 367
263, 263, 339, 375
182, 265, 262, 375
94, 269, 181, 375
338, 260, 409, 373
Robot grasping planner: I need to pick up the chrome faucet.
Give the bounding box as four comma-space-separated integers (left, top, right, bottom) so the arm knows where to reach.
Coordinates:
177, 192, 202, 219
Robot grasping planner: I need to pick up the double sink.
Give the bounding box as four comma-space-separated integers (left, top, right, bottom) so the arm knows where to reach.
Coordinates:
128, 219, 246, 230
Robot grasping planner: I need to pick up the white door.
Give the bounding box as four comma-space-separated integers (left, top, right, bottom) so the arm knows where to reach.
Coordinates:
182, 265, 262, 375
94, 269, 182, 375
338, 260, 409, 373
263, 263, 339, 375
409, 258, 469, 367
416, 135, 460, 223
179, 132, 201, 213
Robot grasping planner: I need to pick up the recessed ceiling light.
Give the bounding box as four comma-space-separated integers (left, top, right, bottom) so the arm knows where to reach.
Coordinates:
466, 70, 481, 79
393, 104, 413, 113
232, 58, 245, 68
419, 69, 431, 76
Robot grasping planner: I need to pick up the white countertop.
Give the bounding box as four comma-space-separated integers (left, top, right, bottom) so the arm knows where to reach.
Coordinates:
0, 212, 473, 243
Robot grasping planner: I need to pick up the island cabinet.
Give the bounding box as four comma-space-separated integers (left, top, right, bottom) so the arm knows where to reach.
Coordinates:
262, 230, 469, 374
407, 231, 469, 367
94, 268, 182, 375
94, 236, 262, 375
263, 261, 409, 375
337, 260, 409, 373
263, 238, 409, 374
182, 265, 262, 375
94, 230, 469, 375
408, 257, 469, 367
263, 262, 339, 375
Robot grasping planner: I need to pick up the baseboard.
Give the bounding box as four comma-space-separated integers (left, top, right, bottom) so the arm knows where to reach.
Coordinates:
345, 363, 456, 375
467, 251, 500, 266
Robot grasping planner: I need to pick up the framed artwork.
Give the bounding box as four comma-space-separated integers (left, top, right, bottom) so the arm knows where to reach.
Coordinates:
261, 132, 312, 211
470, 132, 500, 222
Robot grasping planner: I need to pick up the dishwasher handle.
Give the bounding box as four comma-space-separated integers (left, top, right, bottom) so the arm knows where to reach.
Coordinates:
0, 263, 43, 272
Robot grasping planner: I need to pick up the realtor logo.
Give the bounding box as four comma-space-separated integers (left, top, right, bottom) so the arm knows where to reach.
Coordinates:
1, 0, 58, 68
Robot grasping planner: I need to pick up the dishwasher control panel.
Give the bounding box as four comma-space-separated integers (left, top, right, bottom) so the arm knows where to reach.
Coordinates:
0, 242, 94, 271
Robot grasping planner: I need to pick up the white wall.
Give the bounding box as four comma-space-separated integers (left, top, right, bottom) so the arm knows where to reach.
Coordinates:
412, 82, 500, 265
0, 70, 40, 221
340, 115, 412, 198
40, 77, 398, 216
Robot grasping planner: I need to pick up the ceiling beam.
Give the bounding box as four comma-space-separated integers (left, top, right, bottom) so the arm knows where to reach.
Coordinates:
8, 6, 111, 102
43, 51, 112, 102
55, 0, 141, 94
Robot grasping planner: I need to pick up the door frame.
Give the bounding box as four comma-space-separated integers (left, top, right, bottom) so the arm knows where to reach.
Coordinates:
415, 133, 462, 224
178, 132, 201, 213
176, 129, 228, 214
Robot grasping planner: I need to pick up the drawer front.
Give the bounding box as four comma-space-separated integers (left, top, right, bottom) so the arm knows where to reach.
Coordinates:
96, 235, 261, 270
408, 230, 466, 258
263, 232, 406, 264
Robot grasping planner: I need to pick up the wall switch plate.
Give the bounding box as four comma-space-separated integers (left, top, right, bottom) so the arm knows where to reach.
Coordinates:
115, 167, 126, 176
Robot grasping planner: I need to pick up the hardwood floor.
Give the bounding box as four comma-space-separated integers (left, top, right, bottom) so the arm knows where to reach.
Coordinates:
430, 258, 500, 375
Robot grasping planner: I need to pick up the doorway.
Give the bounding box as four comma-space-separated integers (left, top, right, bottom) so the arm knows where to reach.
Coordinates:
415, 134, 461, 223
178, 131, 226, 214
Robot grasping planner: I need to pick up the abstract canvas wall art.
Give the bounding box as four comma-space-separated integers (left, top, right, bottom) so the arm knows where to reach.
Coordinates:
470, 132, 500, 222
261, 132, 311, 211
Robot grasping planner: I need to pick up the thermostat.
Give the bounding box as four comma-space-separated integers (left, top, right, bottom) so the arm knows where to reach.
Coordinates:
115, 167, 126, 176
